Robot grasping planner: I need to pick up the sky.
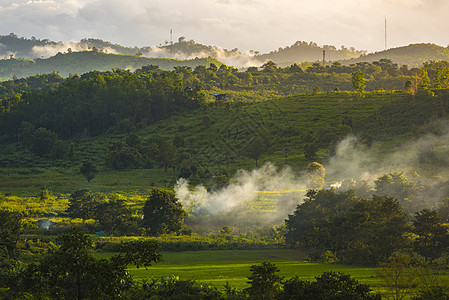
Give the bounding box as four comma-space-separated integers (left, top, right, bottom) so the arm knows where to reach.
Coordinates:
1, 0, 448, 54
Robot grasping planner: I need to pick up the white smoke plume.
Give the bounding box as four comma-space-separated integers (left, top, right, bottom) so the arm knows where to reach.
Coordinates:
175, 163, 302, 215
175, 120, 449, 228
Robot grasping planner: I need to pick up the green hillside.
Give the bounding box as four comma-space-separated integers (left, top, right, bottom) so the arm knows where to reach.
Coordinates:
345, 43, 449, 67
1, 87, 448, 196
0, 51, 221, 79
255, 41, 365, 66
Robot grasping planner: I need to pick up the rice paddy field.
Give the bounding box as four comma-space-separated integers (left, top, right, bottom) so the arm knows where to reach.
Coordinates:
126, 249, 381, 290
97, 248, 400, 298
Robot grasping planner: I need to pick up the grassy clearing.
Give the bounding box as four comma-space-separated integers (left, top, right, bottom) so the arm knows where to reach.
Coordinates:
118, 249, 381, 290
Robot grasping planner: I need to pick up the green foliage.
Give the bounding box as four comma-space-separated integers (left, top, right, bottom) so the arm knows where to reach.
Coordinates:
352, 69, 366, 94
419, 67, 431, 90
245, 137, 269, 167
65, 189, 105, 220
285, 189, 409, 265
404, 80, 415, 93
142, 188, 186, 236
412, 209, 449, 260
246, 262, 283, 299
114, 240, 162, 269
79, 162, 97, 182
2, 68, 206, 141
95, 198, 135, 234
10, 228, 161, 299
280, 271, 381, 300
377, 252, 420, 300
0, 210, 22, 259
374, 172, 423, 213
18, 121, 66, 158
414, 286, 449, 300
135, 276, 225, 299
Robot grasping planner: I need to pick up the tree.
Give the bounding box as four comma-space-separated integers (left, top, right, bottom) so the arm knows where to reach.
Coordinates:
303, 142, 318, 160
142, 188, 185, 235
243, 71, 253, 87
378, 252, 420, 300
246, 262, 283, 299
65, 189, 105, 221
95, 199, 133, 234
404, 80, 414, 94
412, 209, 449, 260
0, 210, 22, 260
419, 67, 431, 90
352, 69, 366, 94
434, 67, 442, 89
245, 137, 267, 167
305, 162, 326, 189
280, 272, 381, 300
285, 189, 358, 249
337, 196, 409, 265
12, 228, 161, 299
285, 190, 409, 265
261, 61, 278, 72
158, 142, 176, 170
374, 172, 420, 212
79, 162, 97, 182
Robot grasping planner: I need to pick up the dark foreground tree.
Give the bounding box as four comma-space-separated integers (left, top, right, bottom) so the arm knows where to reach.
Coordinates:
142, 188, 186, 235
280, 271, 381, 300
246, 262, 283, 299
10, 228, 161, 299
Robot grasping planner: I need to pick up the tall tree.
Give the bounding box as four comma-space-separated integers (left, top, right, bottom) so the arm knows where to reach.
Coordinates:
352, 69, 366, 94
79, 162, 97, 182
412, 209, 449, 260
142, 188, 185, 235
419, 67, 431, 90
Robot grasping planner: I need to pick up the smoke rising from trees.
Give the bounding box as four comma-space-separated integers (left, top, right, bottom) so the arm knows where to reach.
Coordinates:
175, 120, 449, 227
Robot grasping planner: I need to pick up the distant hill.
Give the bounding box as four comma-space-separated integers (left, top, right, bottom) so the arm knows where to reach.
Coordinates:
2, 34, 449, 71
0, 51, 221, 79
343, 43, 449, 67
254, 41, 367, 66
0, 33, 139, 58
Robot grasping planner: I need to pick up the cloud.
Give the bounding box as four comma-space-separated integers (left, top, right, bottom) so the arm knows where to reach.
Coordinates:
1, 0, 449, 54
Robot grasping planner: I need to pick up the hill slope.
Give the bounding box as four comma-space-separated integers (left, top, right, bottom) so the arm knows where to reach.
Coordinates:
0, 51, 221, 79
344, 44, 449, 67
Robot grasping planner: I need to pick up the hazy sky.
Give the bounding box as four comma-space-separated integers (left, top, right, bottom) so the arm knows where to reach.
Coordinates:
1, 0, 448, 53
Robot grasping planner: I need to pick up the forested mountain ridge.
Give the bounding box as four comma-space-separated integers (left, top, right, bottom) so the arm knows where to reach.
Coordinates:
0, 33, 139, 58
0, 51, 221, 79
254, 41, 366, 66
344, 43, 449, 67
3, 34, 449, 72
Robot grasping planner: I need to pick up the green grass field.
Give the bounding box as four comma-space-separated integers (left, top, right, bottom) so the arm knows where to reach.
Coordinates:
117, 249, 381, 290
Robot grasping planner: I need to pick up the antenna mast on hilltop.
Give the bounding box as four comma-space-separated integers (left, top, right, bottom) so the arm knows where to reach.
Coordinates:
384, 17, 387, 51
170, 29, 173, 57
